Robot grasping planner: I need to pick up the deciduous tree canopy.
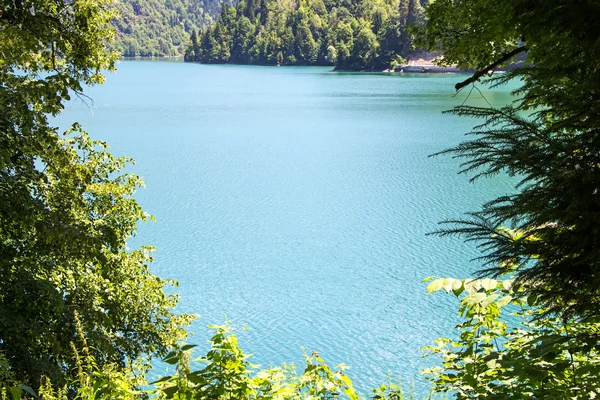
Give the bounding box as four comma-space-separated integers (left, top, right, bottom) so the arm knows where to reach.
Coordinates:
0, 0, 191, 388
110, 0, 235, 56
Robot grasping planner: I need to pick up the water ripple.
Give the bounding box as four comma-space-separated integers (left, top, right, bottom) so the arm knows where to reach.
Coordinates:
55, 62, 520, 396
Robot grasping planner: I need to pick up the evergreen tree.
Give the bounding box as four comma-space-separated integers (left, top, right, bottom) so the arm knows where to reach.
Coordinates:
420, 0, 600, 318
186, 0, 430, 70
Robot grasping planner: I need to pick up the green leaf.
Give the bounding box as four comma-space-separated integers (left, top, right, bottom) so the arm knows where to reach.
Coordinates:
9, 387, 22, 400
186, 372, 206, 385
481, 293, 500, 308
479, 278, 497, 291
427, 278, 445, 294
462, 292, 486, 305
442, 278, 456, 293
496, 295, 513, 308
463, 279, 479, 294
151, 376, 173, 385
452, 279, 464, 296
161, 385, 178, 399
527, 294, 538, 307
20, 385, 38, 399
163, 355, 179, 365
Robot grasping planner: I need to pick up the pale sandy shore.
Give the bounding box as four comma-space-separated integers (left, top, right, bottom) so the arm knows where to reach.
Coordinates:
393, 65, 466, 73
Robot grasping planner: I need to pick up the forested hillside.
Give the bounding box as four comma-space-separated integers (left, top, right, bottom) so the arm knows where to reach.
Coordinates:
185, 0, 428, 70
111, 0, 235, 57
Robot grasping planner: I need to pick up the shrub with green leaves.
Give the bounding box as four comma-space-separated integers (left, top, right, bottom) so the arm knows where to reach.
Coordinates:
153, 325, 361, 399
0, 0, 192, 388
423, 277, 600, 399
4, 322, 440, 399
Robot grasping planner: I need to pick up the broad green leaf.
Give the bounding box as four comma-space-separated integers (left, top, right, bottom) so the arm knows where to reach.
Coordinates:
527, 294, 538, 307
481, 293, 500, 308
452, 279, 464, 296
479, 278, 497, 291
186, 372, 206, 385
462, 292, 486, 305
496, 295, 513, 308
150, 376, 172, 385
9, 387, 22, 400
20, 385, 38, 399
163, 356, 179, 365
427, 278, 445, 294
442, 278, 456, 293
161, 386, 178, 399
463, 279, 480, 294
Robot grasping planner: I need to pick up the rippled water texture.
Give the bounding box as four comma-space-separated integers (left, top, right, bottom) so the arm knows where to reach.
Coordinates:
56, 61, 519, 395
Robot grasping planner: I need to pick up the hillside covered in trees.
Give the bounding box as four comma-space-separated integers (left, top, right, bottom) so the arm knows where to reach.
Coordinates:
111, 0, 235, 57
185, 0, 428, 70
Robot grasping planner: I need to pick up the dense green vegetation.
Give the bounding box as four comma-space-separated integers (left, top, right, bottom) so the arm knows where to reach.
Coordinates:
424, 277, 600, 398
185, 0, 428, 70
415, 0, 600, 397
110, 0, 234, 57
2, 324, 372, 399
420, 0, 600, 319
0, 0, 192, 389
3, 0, 600, 396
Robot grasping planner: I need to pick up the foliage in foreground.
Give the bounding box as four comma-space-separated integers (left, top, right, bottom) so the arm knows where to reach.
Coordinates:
418, 0, 600, 319
12, 273, 600, 400
1, 325, 368, 399
0, 312, 438, 400
0, 322, 444, 399
6, 279, 600, 400
185, 0, 428, 70
152, 325, 362, 399
0, 0, 192, 389
424, 277, 600, 399
416, 0, 600, 397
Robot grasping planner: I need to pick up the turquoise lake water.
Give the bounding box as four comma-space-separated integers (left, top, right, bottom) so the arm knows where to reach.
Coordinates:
55, 60, 518, 395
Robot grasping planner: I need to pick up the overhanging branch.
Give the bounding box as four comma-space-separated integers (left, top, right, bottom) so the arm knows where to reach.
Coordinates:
455, 45, 527, 91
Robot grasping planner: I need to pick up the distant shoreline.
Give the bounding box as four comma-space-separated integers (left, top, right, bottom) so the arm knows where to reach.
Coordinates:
334, 65, 470, 74
119, 57, 472, 74
395, 65, 468, 74
120, 56, 184, 60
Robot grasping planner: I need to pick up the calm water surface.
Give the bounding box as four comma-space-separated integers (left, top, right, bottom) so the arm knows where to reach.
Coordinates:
56, 61, 518, 395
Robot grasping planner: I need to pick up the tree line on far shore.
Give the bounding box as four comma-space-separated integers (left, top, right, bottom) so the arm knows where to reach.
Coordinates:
185, 0, 429, 70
